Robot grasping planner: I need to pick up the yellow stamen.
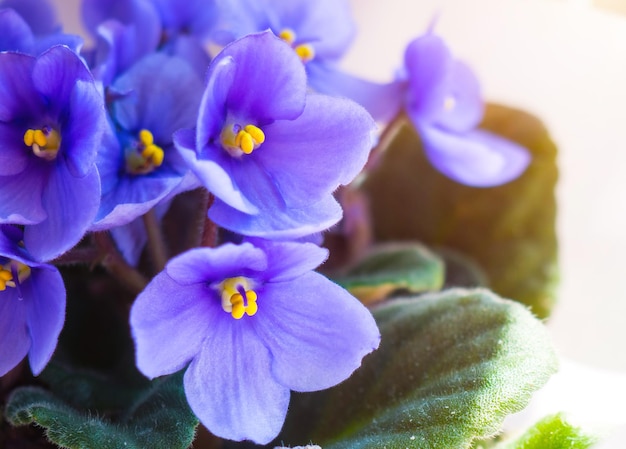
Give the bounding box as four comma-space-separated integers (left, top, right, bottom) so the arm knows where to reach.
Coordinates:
126, 129, 165, 174
220, 124, 265, 157
24, 127, 61, 160
0, 261, 31, 291
279, 28, 296, 45
219, 276, 258, 319
294, 44, 315, 63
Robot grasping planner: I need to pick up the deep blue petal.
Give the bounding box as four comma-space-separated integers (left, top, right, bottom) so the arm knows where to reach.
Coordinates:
253, 272, 380, 391
419, 124, 531, 187
184, 319, 290, 444
0, 287, 30, 377
130, 272, 220, 378
165, 243, 266, 286
158, 35, 212, 80
24, 265, 65, 375
0, 51, 43, 122
0, 159, 47, 225
33, 32, 84, 56
151, 0, 221, 40
24, 163, 100, 261
0, 122, 30, 176
112, 52, 203, 141
82, 0, 161, 42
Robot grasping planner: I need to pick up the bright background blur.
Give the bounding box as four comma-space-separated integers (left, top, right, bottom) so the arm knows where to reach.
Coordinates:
52, 0, 626, 438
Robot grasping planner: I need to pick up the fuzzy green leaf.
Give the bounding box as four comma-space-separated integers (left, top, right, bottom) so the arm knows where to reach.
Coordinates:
501, 414, 596, 449
5, 371, 197, 449
361, 105, 559, 317
335, 242, 445, 304
280, 288, 558, 449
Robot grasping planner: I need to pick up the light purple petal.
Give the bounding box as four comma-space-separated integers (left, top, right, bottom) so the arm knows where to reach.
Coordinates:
0, 51, 41, 122
184, 320, 290, 444
166, 243, 266, 286
0, 160, 47, 225
176, 132, 259, 214
24, 163, 100, 261
419, 125, 531, 187
130, 272, 219, 378
220, 31, 306, 122
256, 94, 375, 208
245, 239, 328, 282
307, 62, 406, 123
253, 272, 380, 391
0, 288, 30, 377
208, 193, 343, 240
426, 60, 483, 132
0, 122, 30, 176
24, 266, 66, 375
404, 33, 453, 122
159, 35, 212, 79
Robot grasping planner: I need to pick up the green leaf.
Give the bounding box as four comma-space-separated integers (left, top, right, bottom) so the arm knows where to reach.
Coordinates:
500, 414, 596, 449
280, 288, 558, 449
361, 105, 559, 318
335, 242, 445, 304
5, 371, 198, 449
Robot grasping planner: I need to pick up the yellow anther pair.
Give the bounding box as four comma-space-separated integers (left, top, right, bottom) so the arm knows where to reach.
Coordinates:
221, 124, 265, 156
278, 28, 315, 63
219, 276, 259, 319
0, 261, 31, 291
24, 128, 61, 160
0, 268, 13, 291
138, 129, 164, 167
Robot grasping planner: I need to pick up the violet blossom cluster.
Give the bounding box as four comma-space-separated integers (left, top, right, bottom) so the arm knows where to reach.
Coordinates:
0, 0, 530, 444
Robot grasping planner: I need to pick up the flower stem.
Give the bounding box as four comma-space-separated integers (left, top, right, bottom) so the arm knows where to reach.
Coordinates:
201, 193, 218, 248
142, 209, 168, 273
51, 246, 100, 266
93, 232, 148, 295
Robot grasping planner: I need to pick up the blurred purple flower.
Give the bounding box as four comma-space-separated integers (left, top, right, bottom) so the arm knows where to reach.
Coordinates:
174, 31, 376, 238
402, 33, 530, 187
130, 240, 380, 443
0, 4, 82, 56
0, 45, 104, 261
0, 225, 65, 377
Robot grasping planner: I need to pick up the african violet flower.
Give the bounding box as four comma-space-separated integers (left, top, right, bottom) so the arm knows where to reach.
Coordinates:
130, 240, 380, 443
401, 32, 530, 186
0, 225, 65, 377
92, 53, 202, 232
174, 31, 376, 238
0, 45, 104, 261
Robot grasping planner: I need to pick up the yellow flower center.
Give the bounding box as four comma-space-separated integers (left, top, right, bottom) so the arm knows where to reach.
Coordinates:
23, 127, 61, 160
219, 276, 258, 320
279, 28, 315, 63
220, 123, 265, 157
0, 260, 31, 291
126, 129, 165, 175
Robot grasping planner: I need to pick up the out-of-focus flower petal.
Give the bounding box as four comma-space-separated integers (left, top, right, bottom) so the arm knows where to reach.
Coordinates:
419, 124, 531, 187
0, 8, 35, 53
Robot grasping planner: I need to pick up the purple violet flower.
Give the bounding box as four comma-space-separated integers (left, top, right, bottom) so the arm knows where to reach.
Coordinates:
401, 33, 530, 186
92, 52, 202, 232
0, 225, 65, 377
130, 240, 380, 443
0, 45, 104, 261
174, 31, 376, 239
